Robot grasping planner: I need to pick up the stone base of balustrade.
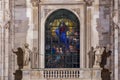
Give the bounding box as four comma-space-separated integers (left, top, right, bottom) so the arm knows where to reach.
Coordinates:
22, 68, 102, 80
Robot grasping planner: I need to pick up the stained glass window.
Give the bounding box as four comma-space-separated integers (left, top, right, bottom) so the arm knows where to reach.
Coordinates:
45, 9, 80, 68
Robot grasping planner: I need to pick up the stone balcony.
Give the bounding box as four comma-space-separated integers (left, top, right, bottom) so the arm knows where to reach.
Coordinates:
22, 68, 102, 80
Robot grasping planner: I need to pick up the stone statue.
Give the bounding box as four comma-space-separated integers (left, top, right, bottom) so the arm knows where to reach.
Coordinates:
88, 47, 95, 68
101, 66, 111, 80
23, 43, 32, 68
13, 69, 22, 80
31, 47, 38, 68
12, 47, 24, 69
93, 46, 104, 68
100, 46, 112, 68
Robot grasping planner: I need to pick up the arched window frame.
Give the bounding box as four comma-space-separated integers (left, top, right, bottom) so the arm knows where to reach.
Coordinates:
44, 9, 80, 68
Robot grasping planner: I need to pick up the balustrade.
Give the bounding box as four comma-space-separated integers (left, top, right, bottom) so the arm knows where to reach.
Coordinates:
22, 68, 102, 80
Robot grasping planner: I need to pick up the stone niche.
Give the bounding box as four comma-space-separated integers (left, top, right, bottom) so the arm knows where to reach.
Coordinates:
22, 0, 102, 80
39, 0, 86, 69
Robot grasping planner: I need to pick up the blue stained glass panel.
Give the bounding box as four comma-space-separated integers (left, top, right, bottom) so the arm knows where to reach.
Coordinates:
45, 9, 80, 68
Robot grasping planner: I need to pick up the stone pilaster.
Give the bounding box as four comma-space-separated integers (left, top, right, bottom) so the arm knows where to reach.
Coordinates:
113, 0, 119, 80
91, 0, 99, 47
86, 5, 92, 68
114, 26, 119, 80
84, 0, 94, 6
30, 0, 39, 69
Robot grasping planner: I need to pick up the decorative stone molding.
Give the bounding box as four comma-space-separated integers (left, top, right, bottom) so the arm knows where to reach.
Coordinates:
112, 10, 120, 29
84, 0, 94, 6
31, 0, 40, 7
22, 68, 102, 80
72, 8, 80, 17
44, 9, 54, 17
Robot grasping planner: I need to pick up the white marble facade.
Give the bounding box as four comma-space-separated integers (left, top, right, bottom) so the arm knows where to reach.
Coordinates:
0, 0, 120, 80
23, 0, 102, 80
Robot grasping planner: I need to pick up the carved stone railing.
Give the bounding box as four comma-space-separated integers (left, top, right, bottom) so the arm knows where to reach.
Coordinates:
22, 68, 102, 80
43, 69, 81, 79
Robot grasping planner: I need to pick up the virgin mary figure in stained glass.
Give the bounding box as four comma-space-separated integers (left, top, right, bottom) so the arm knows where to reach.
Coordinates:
45, 9, 80, 68
55, 21, 69, 49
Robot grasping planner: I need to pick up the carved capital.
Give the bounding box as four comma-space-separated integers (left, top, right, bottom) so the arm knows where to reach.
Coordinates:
31, 0, 40, 7
84, 0, 94, 6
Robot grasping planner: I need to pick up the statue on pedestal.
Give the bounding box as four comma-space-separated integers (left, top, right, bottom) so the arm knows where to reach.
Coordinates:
93, 46, 104, 68
88, 47, 95, 68
100, 46, 112, 68
23, 43, 32, 69
13, 69, 22, 80
101, 65, 111, 80
12, 47, 24, 69
31, 47, 38, 68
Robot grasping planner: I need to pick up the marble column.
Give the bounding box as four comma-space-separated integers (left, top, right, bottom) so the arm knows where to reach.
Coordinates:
0, 26, 2, 80
91, 0, 99, 47
1, 25, 4, 80
8, 0, 16, 80
31, 3, 39, 69
86, 6, 92, 68
113, 15, 119, 80
114, 24, 119, 80
0, 23, 9, 80
4, 25, 9, 80
113, 0, 119, 80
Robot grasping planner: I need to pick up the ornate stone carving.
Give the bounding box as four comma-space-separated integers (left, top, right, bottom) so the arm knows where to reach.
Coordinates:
93, 46, 104, 68
44, 9, 53, 17
72, 8, 80, 17
23, 43, 32, 69
31, 0, 40, 7
84, 0, 94, 6
112, 10, 120, 29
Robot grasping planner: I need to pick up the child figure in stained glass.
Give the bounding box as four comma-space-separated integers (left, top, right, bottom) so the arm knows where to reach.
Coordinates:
59, 47, 63, 54
54, 47, 61, 62
51, 46, 56, 55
